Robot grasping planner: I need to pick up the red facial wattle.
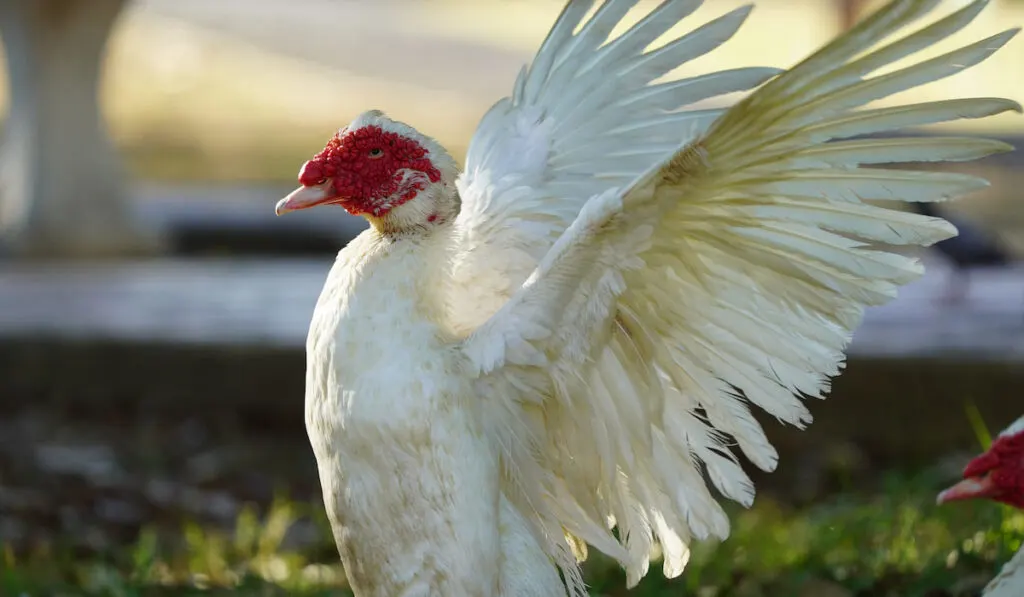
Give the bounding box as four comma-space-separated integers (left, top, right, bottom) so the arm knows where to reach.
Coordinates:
939, 432, 1024, 509
295, 125, 442, 217
298, 160, 329, 187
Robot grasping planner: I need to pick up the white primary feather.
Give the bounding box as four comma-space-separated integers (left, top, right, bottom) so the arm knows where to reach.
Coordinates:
448, 0, 1020, 593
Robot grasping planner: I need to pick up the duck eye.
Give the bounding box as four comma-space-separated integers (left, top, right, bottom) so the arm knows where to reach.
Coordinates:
315, 177, 327, 185
368, 148, 384, 158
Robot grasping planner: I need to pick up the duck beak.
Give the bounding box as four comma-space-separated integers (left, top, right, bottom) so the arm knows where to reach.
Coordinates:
937, 475, 995, 504
275, 184, 334, 215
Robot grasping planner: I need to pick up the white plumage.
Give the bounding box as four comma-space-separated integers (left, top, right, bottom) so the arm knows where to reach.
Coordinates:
281, 1, 1021, 595
983, 550, 1024, 597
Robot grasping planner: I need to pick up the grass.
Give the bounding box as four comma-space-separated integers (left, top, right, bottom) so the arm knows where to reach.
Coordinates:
2, 471, 1020, 597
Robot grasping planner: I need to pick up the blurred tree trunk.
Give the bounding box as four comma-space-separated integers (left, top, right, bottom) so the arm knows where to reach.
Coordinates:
0, 0, 160, 258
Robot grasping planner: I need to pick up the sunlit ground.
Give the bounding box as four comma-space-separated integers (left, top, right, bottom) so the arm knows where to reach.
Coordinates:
0, 398, 1020, 597
3, 477, 1021, 596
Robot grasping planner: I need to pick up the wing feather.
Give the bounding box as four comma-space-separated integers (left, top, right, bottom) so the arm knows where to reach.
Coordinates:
804, 97, 1020, 140
790, 137, 1014, 166
452, 0, 1019, 593
451, 0, 774, 335
611, 67, 785, 112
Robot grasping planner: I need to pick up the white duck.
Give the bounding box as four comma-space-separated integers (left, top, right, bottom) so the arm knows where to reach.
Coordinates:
275, 0, 1020, 595
938, 416, 1024, 597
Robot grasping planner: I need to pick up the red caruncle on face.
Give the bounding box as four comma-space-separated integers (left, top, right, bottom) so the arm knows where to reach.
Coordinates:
963, 431, 1024, 509
298, 125, 441, 217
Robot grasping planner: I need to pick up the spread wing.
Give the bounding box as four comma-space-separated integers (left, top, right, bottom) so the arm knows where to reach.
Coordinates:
448, 0, 781, 332
456, 0, 1020, 593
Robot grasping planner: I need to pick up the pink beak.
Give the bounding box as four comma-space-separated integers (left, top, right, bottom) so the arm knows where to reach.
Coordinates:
936, 475, 995, 505
275, 182, 335, 216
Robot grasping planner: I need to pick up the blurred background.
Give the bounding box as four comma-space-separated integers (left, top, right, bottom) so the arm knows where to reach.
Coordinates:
0, 0, 1022, 595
